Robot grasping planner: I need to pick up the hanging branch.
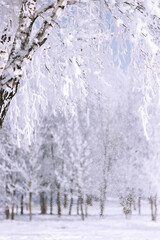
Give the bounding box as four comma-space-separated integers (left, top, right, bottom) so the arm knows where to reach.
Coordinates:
0, 0, 67, 128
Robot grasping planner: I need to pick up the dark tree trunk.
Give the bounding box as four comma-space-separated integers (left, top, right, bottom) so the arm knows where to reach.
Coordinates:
69, 196, 73, 216
29, 191, 32, 221
138, 196, 141, 215
100, 200, 105, 217
100, 178, 107, 217
155, 196, 157, 221
85, 201, 88, 217
80, 196, 84, 221
150, 195, 157, 221
57, 189, 61, 217
40, 192, 48, 214
11, 203, 14, 220
29, 180, 32, 221
11, 190, 16, 220
5, 205, 10, 219
64, 194, 68, 209
85, 195, 91, 217
69, 187, 73, 216
21, 194, 24, 215
50, 191, 53, 215
77, 197, 80, 215
45, 194, 48, 213
40, 192, 46, 214
40, 192, 43, 214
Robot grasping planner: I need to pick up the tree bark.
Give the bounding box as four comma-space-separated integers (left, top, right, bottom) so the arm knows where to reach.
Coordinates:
100, 199, 105, 217
0, 0, 37, 128
138, 196, 141, 215
21, 194, 24, 215
5, 205, 10, 219
0, 0, 68, 128
100, 186, 107, 217
11, 190, 16, 220
29, 180, 32, 221
77, 197, 80, 215
56, 185, 61, 217
50, 191, 53, 215
64, 193, 68, 208
29, 191, 32, 221
16, 205, 18, 215
155, 195, 157, 221
11, 203, 14, 220
69, 189, 73, 216
85, 201, 88, 217
45, 194, 48, 214
80, 196, 84, 221
150, 195, 157, 221
40, 192, 47, 214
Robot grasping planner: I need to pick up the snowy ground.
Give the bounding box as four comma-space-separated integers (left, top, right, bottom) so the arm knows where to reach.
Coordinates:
0, 199, 160, 240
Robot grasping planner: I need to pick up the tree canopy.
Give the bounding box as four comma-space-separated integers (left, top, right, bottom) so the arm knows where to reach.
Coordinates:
0, 0, 159, 129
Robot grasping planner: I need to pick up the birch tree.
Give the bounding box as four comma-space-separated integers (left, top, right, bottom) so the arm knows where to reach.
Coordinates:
0, 0, 69, 128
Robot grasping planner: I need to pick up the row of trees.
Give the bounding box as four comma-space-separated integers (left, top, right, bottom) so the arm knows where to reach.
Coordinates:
0, 77, 159, 221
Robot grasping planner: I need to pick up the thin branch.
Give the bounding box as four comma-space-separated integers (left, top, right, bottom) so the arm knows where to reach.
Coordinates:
25, 0, 67, 59
34, 3, 55, 22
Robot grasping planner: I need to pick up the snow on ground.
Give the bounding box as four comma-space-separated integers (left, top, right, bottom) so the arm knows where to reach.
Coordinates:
0, 199, 160, 240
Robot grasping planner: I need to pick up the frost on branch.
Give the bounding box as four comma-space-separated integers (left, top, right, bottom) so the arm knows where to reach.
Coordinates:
0, 0, 68, 128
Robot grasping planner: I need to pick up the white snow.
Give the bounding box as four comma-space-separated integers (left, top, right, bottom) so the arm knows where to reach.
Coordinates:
116, 19, 123, 27
0, 200, 160, 240
72, 57, 81, 79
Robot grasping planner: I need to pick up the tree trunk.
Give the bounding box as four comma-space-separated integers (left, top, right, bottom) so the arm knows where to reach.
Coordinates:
85, 195, 91, 217
21, 194, 24, 215
100, 188, 106, 216
40, 192, 48, 214
100, 178, 107, 217
85, 201, 88, 217
138, 196, 141, 215
5, 205, 10, 219
29, 191, 32, 221
77, 197, 80, 215
50, 191, 53, 215
69, 196, 73, 216
64, 193, 68, 209
40, 192, 43, 214
29, 181, 32, 221
11, 190, 16, 220
155, 195, 157, 221
80, 196, 84, 221
45, 194, 48, 213
11, 203, 14, 220
57, 189, 61, 217
40, 192, 45, 214
16, 205, 18, 215
150, 195, 157, 221
100, 199, 105, 217
150, 196, 154, 220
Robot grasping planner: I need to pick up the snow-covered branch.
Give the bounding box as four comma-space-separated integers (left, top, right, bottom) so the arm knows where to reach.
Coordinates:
0, 0, 67, 128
